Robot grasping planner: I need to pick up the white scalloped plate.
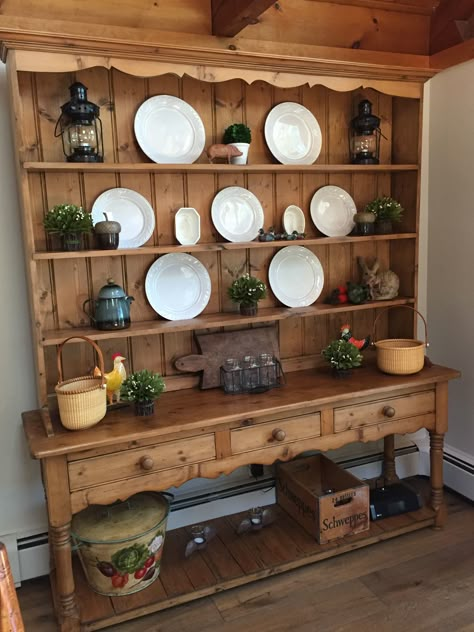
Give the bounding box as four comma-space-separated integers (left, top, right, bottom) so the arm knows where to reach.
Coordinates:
211, 187, 264, 243
175, 207, 200, 246
310, 185, 356, 237
91, 188, 155, 249
134, 95, 205, 164
269, 245, 324, 308
145, 253, 211, 321
264, 102, 322, 165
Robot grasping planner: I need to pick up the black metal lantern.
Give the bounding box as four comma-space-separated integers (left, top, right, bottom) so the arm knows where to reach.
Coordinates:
55, 82, 104, 162
349, 99, 381, 165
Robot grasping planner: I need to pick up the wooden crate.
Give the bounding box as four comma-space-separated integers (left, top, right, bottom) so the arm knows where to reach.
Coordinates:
276, 454, 369, 544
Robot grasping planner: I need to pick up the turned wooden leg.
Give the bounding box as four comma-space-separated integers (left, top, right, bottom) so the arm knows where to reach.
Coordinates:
382, 434, 400, 485
43, 457, 81, 632
430, 431, 447, 529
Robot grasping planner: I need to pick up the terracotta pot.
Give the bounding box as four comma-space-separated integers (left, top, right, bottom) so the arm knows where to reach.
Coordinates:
134, 400, 155, 416
240, 303, 258, 316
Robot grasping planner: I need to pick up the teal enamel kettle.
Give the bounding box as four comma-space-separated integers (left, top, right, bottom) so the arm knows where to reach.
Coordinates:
83, 279, 134, 330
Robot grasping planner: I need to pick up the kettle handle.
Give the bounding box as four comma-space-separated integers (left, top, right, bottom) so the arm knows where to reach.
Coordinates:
82, 298, 96, 323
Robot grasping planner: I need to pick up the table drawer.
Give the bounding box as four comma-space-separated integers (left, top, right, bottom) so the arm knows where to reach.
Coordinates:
334, 390, 435, 433
231, 411, 321, 455
68, 434, 216, 491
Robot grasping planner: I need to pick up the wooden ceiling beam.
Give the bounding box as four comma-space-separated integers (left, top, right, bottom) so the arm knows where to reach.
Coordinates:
211, 0, 276, 37
303, 0, 440, 16
430, 0, 474, 53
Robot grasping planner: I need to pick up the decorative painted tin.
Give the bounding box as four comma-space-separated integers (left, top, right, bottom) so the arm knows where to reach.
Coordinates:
71, 492, 170, 596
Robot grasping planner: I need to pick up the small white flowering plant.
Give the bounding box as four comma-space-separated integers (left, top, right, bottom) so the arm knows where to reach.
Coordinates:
228, 273, 267, 307
364, 196, 404, 223
43, 203, 93, 236
120, 369, 166, 403
322, 339, 363, 371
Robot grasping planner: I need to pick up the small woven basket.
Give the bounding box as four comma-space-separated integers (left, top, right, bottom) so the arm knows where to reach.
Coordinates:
55, 336, 107, 431
372, 306, 428, 375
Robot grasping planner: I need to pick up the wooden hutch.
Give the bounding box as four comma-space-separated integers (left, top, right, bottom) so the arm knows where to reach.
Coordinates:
0, 12, 460, 632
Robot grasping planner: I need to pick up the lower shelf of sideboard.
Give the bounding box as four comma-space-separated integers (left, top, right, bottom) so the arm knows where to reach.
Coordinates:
57, 502, 437, 631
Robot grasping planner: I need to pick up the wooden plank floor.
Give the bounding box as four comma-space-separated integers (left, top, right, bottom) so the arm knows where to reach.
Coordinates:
18, 484, 474, 631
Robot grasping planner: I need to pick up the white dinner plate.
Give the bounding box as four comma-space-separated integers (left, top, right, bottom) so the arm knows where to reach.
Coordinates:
91, 188, 155, 249
283, 205, 305, 234
145, 253, 211, 320
211, 187, 264, 243
264, 102, 322, 165
134, 95, 205, 164
175, 207, 201, 245
310, 186, 356, 237
269, 246, 324, 308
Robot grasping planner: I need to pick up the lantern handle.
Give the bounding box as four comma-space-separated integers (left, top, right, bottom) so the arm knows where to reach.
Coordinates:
53, 114, 64, 138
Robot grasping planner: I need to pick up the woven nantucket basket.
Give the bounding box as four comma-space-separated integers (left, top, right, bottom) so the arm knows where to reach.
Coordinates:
55, 336, 107, 430
372, 306, 428, 375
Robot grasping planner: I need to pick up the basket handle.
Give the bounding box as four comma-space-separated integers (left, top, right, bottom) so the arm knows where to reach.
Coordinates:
372, 305, 428, 346
56, 336, 106, 387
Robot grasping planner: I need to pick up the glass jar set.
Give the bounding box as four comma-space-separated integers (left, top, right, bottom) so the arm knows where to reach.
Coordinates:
220, 353, 283, 394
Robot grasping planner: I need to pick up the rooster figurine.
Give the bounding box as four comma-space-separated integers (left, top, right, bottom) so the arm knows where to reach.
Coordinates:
340, 324, 371, 351
93, 353, 127, 405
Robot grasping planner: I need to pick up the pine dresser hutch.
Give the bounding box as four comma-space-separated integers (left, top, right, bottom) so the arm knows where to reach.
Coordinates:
0, 15, 459, 632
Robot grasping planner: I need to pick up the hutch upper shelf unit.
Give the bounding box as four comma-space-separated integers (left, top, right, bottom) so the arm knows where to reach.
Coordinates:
4, 42, 426, 410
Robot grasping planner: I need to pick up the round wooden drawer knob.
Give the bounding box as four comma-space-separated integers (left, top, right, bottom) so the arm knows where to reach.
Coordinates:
383, 406, 396, 418
272, 428, 286, 442
139, 456, 154, 470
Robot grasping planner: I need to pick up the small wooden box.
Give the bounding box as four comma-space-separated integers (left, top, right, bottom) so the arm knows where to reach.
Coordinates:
276, 454, 370, 544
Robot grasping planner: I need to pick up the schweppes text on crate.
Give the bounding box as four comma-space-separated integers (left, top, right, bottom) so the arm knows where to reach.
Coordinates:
276, 454, 370, 544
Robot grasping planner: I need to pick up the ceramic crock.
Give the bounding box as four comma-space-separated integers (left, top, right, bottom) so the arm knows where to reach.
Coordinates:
71, 492, 170, 596
83, 279, 134, 330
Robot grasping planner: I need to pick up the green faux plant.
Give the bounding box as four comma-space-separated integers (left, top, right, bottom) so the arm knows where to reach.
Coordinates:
364, 196, 404, 223
120, 369, 166, 403
322, 339, 363, 371
43, 204, 93, 236
223, 123, 252, 144
228, 273, 267, 307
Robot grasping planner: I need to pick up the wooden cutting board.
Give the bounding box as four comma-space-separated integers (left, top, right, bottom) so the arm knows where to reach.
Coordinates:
175, 327, 280, 389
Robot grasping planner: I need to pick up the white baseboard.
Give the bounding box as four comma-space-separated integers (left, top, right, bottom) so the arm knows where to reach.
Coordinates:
443, 444, 474, 501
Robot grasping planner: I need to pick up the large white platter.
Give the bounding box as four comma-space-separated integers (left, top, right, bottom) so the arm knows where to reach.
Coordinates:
134, 95, 205, 164
211, 187, 264, 243
175, 207, 200, 246
264, 102, 322, 165
91, 188, 155, 249
310, 185, 356, 237
269, 246, 324, 308
145, 253, 211, 321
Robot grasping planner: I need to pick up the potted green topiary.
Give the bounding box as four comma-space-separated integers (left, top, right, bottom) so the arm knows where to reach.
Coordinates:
120, 369, 166, 416
321, 339, 363, 378
364, 196, 404, 234
228, 273, 267, 316
223, 123, 252, 165
43, 203, 93, 251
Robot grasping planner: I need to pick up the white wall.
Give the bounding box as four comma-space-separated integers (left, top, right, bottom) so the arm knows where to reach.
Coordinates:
0, 64, 46, 537
428, 59, 474, 467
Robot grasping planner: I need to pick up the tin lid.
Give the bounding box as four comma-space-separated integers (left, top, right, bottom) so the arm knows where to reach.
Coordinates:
71, 493, 169, 544
97, 279, 127, 300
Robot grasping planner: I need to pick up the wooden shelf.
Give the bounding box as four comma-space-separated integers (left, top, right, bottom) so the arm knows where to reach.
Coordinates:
67, 501, 436, 631
33, 233, 417, 260
41, 297, 415, 346
23, 162, 420, 174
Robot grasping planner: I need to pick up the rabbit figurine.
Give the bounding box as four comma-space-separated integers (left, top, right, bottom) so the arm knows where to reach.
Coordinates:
358, 257, 400, 301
